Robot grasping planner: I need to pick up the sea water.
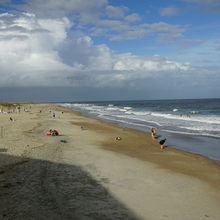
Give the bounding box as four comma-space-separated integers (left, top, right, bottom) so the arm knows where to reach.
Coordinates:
60, 99, 220, 164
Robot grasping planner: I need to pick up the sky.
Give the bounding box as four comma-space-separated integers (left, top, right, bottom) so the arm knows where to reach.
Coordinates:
0, 0, 220, 102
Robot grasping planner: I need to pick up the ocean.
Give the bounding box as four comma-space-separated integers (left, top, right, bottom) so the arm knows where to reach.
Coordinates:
60, 99, 220, 164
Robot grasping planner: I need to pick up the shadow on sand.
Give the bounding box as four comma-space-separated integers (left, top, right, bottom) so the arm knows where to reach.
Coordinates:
0, 153, 138, 220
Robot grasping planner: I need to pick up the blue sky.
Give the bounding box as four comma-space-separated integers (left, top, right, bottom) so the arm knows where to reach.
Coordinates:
0, 0, 220, 101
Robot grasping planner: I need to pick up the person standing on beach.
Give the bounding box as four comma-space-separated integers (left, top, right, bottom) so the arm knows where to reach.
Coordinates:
151, 128, 157, 139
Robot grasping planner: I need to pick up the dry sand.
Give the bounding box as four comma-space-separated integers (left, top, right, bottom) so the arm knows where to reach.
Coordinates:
0, 104, 220, 220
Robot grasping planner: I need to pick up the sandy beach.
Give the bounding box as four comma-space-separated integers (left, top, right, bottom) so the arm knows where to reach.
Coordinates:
0, 103, 220, 220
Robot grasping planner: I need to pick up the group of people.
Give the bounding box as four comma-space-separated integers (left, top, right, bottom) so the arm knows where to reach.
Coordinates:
46, 129, 59, 136
151, 127, 166, 150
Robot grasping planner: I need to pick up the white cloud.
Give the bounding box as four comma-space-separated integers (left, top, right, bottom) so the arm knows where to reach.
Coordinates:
0, 12, 191, 88
124, 13, 141, 23
181, 0, 216, 4
147, 22, 185, 42
105, 5, 128, 18
106, 22, 185, 41
112, 54, 189, 72
17, 0, 107, 23
108, 28, 148, 41
3, 0, 188, 43
0, 13, 73, 86
96, 19, 128, 31
159, 7, 180, 16
179, 0, 220, 15
146, 22, 185, 33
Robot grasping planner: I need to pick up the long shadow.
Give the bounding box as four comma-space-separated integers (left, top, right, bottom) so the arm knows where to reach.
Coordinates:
0, 153, 139, 220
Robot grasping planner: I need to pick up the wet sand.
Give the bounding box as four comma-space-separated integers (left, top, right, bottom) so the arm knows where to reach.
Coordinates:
153, 129, 220, 165
0, 104, 220, 220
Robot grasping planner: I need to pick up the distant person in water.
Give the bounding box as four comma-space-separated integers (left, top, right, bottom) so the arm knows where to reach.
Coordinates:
53, 113, 55, 118
151, 127, 157, 139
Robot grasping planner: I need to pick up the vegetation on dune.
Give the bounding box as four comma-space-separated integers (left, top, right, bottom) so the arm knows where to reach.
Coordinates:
0, 102, 32, 107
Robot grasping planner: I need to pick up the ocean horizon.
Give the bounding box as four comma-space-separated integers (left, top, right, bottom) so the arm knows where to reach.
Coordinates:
60, 98, 220, 164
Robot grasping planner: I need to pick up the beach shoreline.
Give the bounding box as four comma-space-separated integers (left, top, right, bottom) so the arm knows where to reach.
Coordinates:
61, 102, 220, 165
60, 105, 220, 186
0, 103, 220, 219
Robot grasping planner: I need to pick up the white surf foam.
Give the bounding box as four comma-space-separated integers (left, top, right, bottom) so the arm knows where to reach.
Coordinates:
60, 103, 220, 138
162, 129, 220, 138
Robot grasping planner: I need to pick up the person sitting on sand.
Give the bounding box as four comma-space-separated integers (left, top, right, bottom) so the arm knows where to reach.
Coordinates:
52, 130, 59, 136
151, 127, 157, 139
46, 129, 59, 136
46, 129, 52, 136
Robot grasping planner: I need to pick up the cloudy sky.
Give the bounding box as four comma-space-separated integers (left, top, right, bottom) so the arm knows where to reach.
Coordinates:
0, 0, 220, 101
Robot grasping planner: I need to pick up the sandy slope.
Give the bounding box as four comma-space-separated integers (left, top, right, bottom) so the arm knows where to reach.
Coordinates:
0, 104, 220, 220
